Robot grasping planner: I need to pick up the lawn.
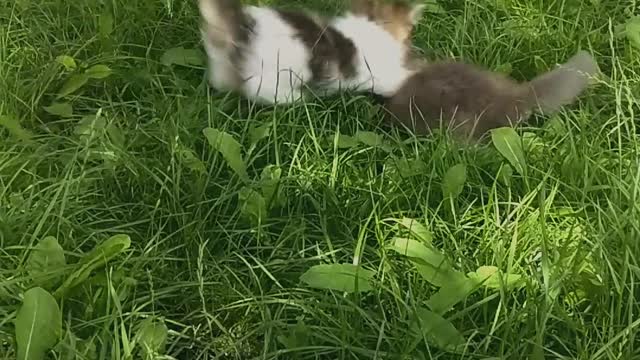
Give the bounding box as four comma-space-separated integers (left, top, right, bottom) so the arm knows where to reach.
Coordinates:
1, 0, 639, 359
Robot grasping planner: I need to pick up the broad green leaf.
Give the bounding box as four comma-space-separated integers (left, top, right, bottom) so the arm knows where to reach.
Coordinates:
426, 276, 486, 315
543, 116, 567, 136
496, 62, 513, 74
387, 237, 441, 262
85, 65, 112, 79
54, 329, 77, 360
388, 237, 464, 286
57, 74, 89, 98
423, 0, 445, 14
203, 128, 249, 182
410, 307, 465, 352
160, 47, 204, 67
413, 262, 465, 287
469, 266, 523, 290
53, 234, 131, 298
389, 157, 427, 178
238, 187, 267, 225
9, 192, 25, 207
55, 56, 77, 71
106, 123, 125, 149
26, 236, 66, 289
75, 114, 106, 138
394, 217, 432, 244
0, 115, 33, 141
260, 165, 283, 206
135, 318, 168, 359
388, 237, 447, 267
43, 103, 73, 118
442, 164, 467, 199
497, 163, 513, 186
98, 13, 114, 36
355, 131, 383, 147
300, 263, 375, 293
491, 127, 527, 176
530, 336, 545, 360
249, 122, 271, 145
55, 329, 96, 360
277, 319, 309, 349
15, 287, 62, 360
178, 147, 206, 174
625, 17, 640, 50
335, 133, 359, 148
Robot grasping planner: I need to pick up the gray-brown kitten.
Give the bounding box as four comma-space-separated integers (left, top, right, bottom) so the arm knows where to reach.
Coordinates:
383, 50, 599, 141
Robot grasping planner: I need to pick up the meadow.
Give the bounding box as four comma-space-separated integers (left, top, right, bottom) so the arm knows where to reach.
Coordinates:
1, 0, 639, 359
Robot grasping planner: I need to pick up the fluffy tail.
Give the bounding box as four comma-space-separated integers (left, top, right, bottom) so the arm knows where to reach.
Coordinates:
198, 0, 246, 47
525, 50, 600, 115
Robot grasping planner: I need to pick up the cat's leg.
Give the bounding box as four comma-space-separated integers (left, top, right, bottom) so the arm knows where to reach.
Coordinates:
243, 67, 306, 104
202, 39, 241, 92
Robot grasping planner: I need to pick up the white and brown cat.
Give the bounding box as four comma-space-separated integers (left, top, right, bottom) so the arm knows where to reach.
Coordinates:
197, 0, 424, 104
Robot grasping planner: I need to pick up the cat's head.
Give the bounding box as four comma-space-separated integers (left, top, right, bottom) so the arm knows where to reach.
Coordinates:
349, 0, 425, 43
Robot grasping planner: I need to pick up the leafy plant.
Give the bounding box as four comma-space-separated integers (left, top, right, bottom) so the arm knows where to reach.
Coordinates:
43, 103, 73, 118
134, 318, 169, 360
53, 234, 131, 298
203, 127, 249, 182
15, 287, 62, 360
26, 236, 66, 289
8, 234, 136, 360
409, 307, 464, 352
385, 217, 525, 352
160, 47, 204, 67
238, 187, 267, 225
55, 56, 113, 99
619, 16, 640, 50
442, 163, 467, 200
300, 264, 376, 293
491, 127, 527, 177
0, 114, 33, 141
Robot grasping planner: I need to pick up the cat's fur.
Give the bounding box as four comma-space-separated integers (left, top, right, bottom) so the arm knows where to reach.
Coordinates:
383, 50, 600, 140
198, 0, 424, 104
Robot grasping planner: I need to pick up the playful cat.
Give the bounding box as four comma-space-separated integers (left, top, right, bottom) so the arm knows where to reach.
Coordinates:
383, 50, 600, 141
197, 0, 424, 104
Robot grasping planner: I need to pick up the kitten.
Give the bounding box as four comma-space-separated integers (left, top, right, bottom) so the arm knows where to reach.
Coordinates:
383, 50, 600, 141
197, 0, 424, 104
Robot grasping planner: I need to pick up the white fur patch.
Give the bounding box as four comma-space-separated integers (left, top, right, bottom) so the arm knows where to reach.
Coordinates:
201, 6, 312, 104
201, 6, 414, 103
202, 31, 237, 92
329, 14, 414, 96
241, 7, 311, 104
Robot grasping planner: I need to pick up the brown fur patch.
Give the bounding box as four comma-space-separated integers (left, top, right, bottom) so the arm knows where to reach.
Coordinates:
383, 62, 530, 141
276, 10, 357, 81
350, 0, 420, 43
384, 51, 598, 141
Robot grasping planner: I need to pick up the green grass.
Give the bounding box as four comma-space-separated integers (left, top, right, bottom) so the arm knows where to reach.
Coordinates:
1, 0, 639, 359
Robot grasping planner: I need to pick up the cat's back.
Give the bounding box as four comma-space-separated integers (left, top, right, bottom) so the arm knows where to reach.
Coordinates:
406, 62, 518, 104
244, 6, 308, 53
329, 15, 412, 96
385, 61, 528, 136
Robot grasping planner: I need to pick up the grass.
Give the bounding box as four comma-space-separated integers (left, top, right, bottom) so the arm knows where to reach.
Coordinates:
1, 0, 639, 359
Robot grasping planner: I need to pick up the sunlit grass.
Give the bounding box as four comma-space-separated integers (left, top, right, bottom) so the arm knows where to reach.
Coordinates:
1, 0, 639, 359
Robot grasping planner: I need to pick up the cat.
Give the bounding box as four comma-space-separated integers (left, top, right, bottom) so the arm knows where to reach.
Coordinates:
382, 50, 600, 141
197, 0, 425, 104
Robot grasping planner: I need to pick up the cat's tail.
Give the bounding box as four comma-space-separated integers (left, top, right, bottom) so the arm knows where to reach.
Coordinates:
198, 0, 247, 48
524, 50, 599, 115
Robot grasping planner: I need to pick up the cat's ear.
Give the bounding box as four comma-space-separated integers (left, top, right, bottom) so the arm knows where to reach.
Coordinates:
409, 3, 425, 25
198, 0, 219, 24
350, 0, 375, 16
198, 0, 242, 47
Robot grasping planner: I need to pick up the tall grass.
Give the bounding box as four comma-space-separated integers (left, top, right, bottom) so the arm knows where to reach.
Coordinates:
1, 0, 639, 359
